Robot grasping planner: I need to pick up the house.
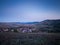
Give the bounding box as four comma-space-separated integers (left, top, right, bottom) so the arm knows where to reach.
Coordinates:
22, 28, 32, 33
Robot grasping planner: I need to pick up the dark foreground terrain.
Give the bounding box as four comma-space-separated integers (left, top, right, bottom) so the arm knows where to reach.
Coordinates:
0, 32, 60, 45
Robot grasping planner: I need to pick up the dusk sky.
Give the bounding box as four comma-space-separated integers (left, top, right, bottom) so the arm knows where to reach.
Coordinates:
0, 0, 60, 22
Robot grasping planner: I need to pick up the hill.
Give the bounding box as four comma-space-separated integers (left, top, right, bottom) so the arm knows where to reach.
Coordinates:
0, 19, 60, 33
36, 19, 60, 33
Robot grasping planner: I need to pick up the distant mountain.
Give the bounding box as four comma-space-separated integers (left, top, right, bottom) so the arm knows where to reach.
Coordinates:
0, 22, 39, 24
14, 22, 39, 24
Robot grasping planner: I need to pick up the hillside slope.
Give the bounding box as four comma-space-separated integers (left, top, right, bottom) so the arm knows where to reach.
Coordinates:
36, 19, 60, 33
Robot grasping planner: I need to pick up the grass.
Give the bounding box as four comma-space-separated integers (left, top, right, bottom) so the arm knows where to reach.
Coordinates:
0, 32, 60, 45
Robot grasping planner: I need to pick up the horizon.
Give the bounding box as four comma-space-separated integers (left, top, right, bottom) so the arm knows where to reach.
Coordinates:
0, 0, 60, 22
0, 19, 60, 23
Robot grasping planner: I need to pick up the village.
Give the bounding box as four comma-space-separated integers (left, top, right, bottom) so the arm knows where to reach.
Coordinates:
0, 25, 36, 33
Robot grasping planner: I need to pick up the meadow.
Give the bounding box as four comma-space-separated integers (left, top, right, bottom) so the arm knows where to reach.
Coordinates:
0, 32, 60, 45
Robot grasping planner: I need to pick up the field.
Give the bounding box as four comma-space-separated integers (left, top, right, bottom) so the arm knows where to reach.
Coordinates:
0, 32, 60, 45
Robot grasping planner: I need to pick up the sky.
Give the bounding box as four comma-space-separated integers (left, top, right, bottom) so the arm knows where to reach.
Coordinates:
0, 0, 60, 22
